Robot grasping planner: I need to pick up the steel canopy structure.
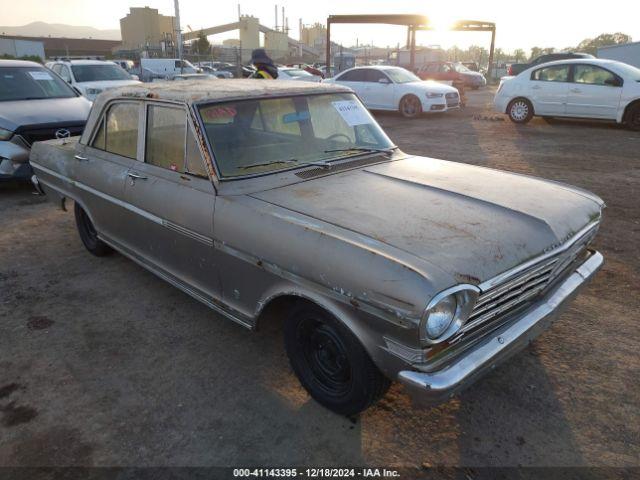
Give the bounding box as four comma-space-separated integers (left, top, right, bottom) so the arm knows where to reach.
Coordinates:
325, 14, 496, 78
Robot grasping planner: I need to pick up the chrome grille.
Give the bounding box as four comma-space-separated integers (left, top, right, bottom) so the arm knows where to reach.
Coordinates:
460, 224, 599, 337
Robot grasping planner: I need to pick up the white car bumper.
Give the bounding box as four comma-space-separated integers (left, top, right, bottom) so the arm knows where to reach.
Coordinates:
422, 92, 461, 112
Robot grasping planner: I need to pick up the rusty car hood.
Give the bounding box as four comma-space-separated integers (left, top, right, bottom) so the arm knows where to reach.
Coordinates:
250, 156, 603, 284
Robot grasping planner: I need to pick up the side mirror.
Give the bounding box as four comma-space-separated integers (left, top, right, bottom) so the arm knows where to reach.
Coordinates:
378, 78, 391, 84
130, 74, 139, 81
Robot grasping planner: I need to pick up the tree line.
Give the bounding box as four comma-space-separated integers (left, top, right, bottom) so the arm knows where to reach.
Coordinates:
446, 32, 632, 65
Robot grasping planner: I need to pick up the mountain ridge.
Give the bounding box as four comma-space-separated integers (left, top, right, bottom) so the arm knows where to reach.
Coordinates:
0, 21, 120, 40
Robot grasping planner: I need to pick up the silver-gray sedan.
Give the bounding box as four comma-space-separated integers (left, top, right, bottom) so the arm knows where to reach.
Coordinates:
30, 80, 604, 415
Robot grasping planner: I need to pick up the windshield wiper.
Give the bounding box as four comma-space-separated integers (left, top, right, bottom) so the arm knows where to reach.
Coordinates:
323, 146, 398, 155
238, 159, 298, 170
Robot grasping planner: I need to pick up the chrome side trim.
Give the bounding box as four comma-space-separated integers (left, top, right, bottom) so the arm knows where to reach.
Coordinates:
31, 162, 212, 246
31, 162, 411, 326
98, 234, 253, 330
478, 220, 600, 291
398, 250, 603, 406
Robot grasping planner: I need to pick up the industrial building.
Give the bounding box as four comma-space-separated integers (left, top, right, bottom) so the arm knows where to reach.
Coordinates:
598, 41, 640, 68
0, 36, 45, 59
0, 34, 119, 59
119, 6, 176, 53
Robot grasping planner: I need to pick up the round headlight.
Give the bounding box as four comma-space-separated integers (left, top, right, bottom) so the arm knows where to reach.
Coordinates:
426, 294, 457, 339
422, 285, 480, 344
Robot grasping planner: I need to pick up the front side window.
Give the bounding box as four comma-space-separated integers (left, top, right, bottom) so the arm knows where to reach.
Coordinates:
92, 102, 139, 158
0, 67, 76, 101
384, 68, 420, 84
71, 64, 131, 82
531, 65, 570, 82
365, 69, 388, 83
573, 65, 619, 86
338, 70, 366, 82
145, 104, 208, 177
198, 92, 394, 178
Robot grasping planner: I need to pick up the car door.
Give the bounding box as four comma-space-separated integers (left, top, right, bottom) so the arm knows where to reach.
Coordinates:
528, 64, 571, 115
121, 101, 221, 298
566, 64, 623, 119
335, 70, 369, 105
361, 69, 395, 109
73, 101, 141, 246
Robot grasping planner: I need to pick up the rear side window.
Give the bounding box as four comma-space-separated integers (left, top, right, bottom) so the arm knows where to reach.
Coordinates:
92, 102, 139, 158
531, 65, 570, 82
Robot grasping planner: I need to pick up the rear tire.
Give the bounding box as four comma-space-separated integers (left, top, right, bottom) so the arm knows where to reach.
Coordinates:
74, 203, 113, 257
507, 98, 534, 124
625, 103, 640, 131
284, 304, 390, 416
399, 95, 423, 119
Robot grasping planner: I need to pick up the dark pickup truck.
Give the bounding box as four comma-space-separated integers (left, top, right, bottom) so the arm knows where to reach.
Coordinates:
508, 52, 594, 76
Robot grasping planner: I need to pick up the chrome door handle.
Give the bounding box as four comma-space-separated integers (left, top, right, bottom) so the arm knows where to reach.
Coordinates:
570, 88, 581, 93
128, 172, 148, 180
531, 85, 541, 90
74, 154, 88, 161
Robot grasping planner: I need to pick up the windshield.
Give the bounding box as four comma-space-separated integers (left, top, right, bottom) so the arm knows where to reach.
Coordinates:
453, 63, 471, 73
198, 92, 395, 178
614, 62, 640, 81
71, 64, 132, 82
0, 66, 76, 101
384, 68, 420, 84
282, 69, 312, 78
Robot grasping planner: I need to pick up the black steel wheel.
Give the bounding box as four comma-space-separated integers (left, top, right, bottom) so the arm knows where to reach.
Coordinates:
284, 303, 390, 416
399, 95, 423, 119
74, 203, 113, 257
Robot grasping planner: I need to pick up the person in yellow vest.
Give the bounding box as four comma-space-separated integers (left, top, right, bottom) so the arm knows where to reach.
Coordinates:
249, 49, 279, 79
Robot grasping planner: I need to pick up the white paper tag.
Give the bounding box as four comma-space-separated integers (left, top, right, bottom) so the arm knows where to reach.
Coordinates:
28, 71, 54, 81
332, 100, 371, 126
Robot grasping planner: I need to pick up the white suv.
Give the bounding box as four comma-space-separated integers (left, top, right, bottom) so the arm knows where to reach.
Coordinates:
46, 60, 141, 101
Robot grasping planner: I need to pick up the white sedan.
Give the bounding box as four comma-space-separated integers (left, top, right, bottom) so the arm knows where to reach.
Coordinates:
324, 66, 460, 118
495, 58, 640, 129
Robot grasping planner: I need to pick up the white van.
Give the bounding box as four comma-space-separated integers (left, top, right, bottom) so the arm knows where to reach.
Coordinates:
140, 58, 199, 79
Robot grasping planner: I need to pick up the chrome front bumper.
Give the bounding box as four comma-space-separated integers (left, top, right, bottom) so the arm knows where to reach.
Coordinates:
398, 250, 603, 406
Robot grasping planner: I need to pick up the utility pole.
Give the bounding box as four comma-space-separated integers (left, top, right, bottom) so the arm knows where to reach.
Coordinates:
174, 0, 183, 73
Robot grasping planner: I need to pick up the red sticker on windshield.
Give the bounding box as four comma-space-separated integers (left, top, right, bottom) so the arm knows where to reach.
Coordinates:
201, 106, 237, 121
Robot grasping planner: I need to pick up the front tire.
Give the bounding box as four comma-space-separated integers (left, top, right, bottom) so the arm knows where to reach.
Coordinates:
399, 95, 423, 119
507, 98, 534, 124
625, 103, 640, 131
284, 304, 390, 415
74, 203, 113, 257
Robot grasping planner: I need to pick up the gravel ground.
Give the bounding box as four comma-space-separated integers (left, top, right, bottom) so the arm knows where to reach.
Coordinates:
0, 88, 638, 471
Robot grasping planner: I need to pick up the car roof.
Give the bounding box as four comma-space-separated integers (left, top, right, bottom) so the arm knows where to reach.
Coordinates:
53, 59, 116, 65
529, 58, 622, 68
0, 59, 45, 68
95, 79, 351, 105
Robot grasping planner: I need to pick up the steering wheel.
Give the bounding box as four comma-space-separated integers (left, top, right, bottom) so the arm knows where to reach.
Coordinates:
326, 133, 352, 143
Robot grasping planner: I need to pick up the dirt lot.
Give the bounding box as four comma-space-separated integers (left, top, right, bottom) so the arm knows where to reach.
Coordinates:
1, 88, 638, 471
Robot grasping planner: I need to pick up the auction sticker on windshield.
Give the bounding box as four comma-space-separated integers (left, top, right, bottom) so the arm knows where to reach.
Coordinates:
332, 100, 371, 126
29, 71, 54, 81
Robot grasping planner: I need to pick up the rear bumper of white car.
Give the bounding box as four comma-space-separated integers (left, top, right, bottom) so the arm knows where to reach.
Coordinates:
494, 94, 510, 114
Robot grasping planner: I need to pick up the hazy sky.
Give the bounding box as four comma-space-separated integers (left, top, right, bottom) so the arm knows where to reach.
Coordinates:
3, 0, 640, 52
